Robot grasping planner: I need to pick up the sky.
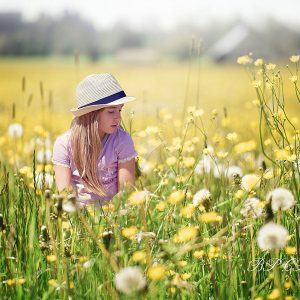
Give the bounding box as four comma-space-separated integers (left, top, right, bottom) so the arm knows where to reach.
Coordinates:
0, 0, 300, 30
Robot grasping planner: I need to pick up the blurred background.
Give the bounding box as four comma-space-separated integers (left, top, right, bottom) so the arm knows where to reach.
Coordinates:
1, 0, 300, 62
1, 0, 300, 137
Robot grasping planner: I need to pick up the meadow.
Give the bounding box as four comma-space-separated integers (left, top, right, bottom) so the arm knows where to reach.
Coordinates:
0, 55, 299, 299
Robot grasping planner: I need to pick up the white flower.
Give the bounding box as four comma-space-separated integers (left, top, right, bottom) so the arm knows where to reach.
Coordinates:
8, 123, 23, 138
240, 197, 263, 218
266, 188, 295, 211
115, 266, 147, 295
140, 158, 153, 174
192, 188, 211, 207
257, 222, 289, 251
226, 166, 243, 180
36, 149, 52, 163
241, 174, 260, 192
195, 156, 213, 174
62, 200, 77, 213
83, 258, 96, 269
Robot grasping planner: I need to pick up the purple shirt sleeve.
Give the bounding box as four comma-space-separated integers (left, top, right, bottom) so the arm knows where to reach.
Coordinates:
52, 133, 71, 168
115, 130, 137, 163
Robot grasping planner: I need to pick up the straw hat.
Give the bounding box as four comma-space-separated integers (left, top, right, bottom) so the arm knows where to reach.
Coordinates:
71, 73, 136, 117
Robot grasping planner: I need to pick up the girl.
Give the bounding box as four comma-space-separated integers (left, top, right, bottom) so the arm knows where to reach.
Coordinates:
52, 73, 137, 207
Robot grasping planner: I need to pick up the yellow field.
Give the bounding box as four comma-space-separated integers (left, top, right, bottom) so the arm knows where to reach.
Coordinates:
1, 57, 298, 139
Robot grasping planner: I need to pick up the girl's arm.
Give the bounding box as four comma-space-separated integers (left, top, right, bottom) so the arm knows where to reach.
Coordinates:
54, 165, 72, 192
118, 158, 136, 191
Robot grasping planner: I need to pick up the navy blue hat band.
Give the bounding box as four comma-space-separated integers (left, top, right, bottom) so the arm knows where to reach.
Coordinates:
78, 91, 126, 109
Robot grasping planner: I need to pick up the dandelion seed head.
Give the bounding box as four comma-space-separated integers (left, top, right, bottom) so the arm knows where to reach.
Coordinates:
115, 266, 146, 295
257, 222, 289, 251
266, 188, 295, 211
8, 123, 23, 138
192, 188, 211, 207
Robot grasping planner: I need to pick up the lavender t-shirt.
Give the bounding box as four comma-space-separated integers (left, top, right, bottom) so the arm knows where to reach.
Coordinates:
52, 127, 137, 206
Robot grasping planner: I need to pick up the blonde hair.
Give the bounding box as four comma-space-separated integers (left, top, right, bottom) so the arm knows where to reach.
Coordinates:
70, 110, 106, 196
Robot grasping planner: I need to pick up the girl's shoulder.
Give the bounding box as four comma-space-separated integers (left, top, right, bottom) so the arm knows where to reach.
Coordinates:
53, 130, 71, 147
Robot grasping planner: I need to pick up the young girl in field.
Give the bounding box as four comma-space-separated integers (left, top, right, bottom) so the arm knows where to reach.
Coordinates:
52, 73, 137, 207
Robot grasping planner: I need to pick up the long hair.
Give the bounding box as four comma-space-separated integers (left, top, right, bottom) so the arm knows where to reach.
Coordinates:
69, 110, 106, 196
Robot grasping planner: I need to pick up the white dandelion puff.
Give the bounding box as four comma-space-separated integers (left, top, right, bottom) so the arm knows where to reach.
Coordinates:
266, 188, 295, 211
240, 197, 263, 218
83, 258, 96, 269
62, 200, 77, 213
257, 222, 289, 251
192, 188, 211, 207
115, 266, 147, 295
8, 123, 23, 138
195, 156, 213, 174
226, 166, 243, 180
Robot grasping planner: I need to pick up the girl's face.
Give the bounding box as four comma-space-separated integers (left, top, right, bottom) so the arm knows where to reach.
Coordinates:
98, 104, 124, 138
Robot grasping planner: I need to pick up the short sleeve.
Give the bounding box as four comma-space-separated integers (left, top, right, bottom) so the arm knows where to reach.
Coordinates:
116, 130, 137, 164
52, 133, 71, 168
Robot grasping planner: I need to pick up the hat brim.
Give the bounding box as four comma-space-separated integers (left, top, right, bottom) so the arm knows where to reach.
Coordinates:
70, 96, 136, 117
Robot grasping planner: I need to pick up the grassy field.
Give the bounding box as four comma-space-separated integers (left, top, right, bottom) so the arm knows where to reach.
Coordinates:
0, 56, 299, 299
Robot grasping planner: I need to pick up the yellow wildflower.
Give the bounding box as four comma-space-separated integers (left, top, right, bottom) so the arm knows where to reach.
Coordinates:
177, 260, 188, 267
48, 279, 58, 287
193, 250, 205, 258
226, 132, 238, 142
132, 250, 147, 263
252, 80, 262, 88
128, 191, 149, 206
284, 277, 292, 289
156, 201, 167, 211
147, 264, 166, 281
234, 190, 244, 200
266, 63, 276, 70
47, 255, 57, 263
169, 287, 176, 294
167, 190, 185, 204
180, 204, 195, 218
274, 149, 289, 160
16, 278, 26, 284
285, 246, 296, 255
121, 226, 138, 240
6, 279, 16, 285
207, 246, 220, 258
234, 140, 257, 154
199, 211, 222, 223
166, 156, 177, 166
267, 288, 281, 299
79, 256, 88, 263
254, 58, 264, 66
289, 75, 298, 83
182, 156, 195, 168
237, 55, 252, 65
102, 203, 115, 213
181, 273, 192, 280
173, 226, 198, 243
